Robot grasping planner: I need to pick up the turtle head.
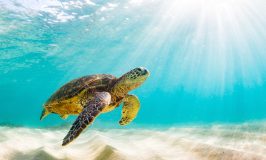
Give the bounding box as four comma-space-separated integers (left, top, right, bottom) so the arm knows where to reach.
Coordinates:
117, 67, 150, 91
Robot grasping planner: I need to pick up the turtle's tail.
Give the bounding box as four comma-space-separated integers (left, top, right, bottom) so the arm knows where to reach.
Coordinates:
40, 108, 50, 120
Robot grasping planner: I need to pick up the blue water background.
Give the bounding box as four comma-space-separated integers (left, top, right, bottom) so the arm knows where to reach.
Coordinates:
0, 0, 266, 127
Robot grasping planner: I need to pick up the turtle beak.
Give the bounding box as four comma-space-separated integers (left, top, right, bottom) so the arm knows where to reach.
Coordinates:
141, 67, 150, 78
137, 67, 149, 77
143, 68, 149, 76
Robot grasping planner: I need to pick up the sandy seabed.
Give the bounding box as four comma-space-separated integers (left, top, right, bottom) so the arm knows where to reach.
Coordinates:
0, 122, 265, 160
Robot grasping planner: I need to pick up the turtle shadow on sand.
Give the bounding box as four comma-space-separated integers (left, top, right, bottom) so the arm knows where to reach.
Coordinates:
10, 148, 66, 160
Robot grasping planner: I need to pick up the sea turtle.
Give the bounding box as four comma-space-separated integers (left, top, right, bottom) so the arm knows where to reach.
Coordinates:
40, 67, 149, 146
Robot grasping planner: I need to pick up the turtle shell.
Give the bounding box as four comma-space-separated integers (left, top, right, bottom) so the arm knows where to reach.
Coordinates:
45, 74, 117, 105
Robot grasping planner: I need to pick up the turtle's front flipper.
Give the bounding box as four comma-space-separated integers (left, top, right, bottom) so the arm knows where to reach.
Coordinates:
119, 94, 140, 126
62, 92, 111, 146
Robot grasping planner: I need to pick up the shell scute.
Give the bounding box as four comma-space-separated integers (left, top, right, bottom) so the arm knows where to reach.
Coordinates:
45, 74, 116, 105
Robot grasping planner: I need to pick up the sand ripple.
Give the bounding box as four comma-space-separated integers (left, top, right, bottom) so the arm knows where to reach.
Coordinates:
0, 123, 265, 160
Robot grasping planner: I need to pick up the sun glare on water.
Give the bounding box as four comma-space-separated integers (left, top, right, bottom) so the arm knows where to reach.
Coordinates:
129, 0, 266, 95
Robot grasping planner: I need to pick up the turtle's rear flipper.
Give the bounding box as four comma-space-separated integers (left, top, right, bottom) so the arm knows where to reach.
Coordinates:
60, 114, 68, 119
40, 108, 50, 120
62, 92, 111, 146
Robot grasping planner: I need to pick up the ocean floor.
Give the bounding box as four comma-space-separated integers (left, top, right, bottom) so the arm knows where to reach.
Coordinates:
0, 122, 265, 160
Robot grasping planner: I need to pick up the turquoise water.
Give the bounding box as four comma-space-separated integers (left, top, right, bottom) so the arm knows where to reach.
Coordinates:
0, 0, 266, 127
